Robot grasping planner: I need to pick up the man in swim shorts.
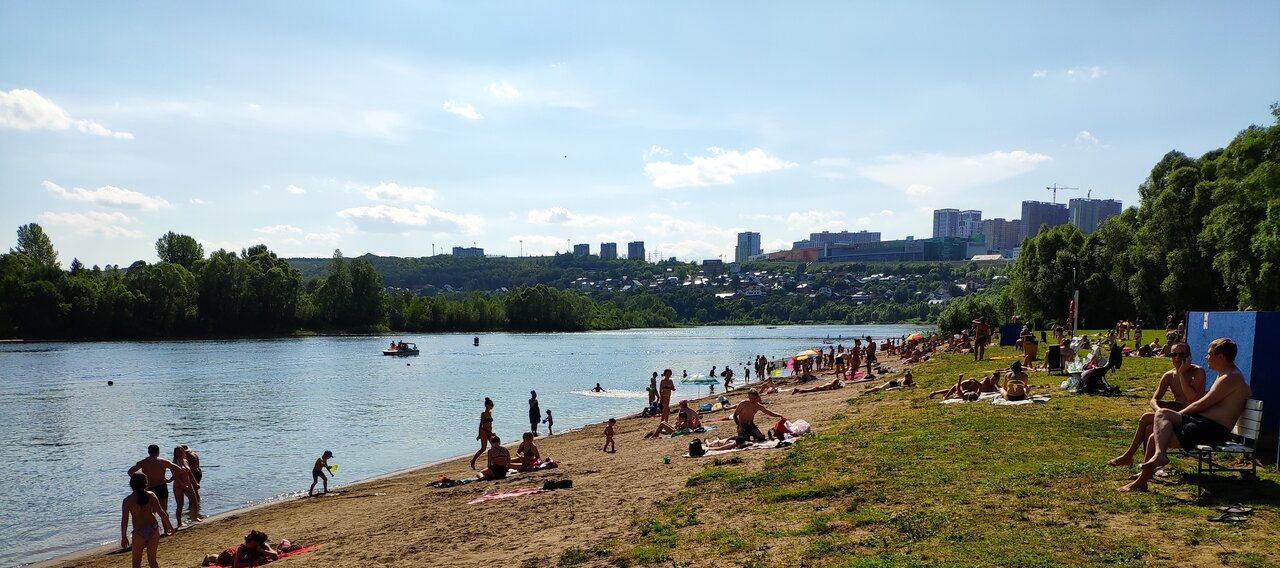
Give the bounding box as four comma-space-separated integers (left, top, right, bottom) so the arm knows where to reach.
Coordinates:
1120, 338, 1252, 492
732, 389, 784, 442
128, 444, 183, 527
310, 451, 334, 496
972, 317, 991, 361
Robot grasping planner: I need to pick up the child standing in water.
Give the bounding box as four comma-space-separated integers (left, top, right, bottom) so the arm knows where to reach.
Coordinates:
309, 451, 334, 496
603, 418, 616, 453
122, 472, 173, 568
543, 409, 554, 435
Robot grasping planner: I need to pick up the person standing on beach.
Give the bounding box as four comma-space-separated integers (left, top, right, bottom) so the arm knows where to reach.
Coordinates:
543, 409, 554, 435
309, 451, 334, 496
603, 418, 616, 453
181, 445, 203, 518
170, 446, 199, 528
528, 391, 541, 436
659, 369, 676, 423
647, 373, 659, 408
973, 317, 991, 361
470, 398, 495, 469
121, 472, 173, 568
127, 445, 183, 529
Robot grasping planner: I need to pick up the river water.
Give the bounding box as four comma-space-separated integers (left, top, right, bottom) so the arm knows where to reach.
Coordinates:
0, 324, 924, 565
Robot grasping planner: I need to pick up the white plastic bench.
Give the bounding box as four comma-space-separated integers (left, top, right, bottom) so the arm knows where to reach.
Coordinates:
1184, 399, 1263, 497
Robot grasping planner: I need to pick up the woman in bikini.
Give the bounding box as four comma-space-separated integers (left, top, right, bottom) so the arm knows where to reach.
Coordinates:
470, 397, 495, 470
180, 445, 203, 520
171, 446, 199, 528
511, 431, 542, 471
122, 472, 173, 568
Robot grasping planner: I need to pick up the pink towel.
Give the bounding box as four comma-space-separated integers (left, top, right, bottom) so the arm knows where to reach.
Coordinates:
467, 487, 546, 505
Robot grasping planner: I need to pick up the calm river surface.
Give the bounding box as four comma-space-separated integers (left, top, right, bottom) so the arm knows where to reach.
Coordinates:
0, 324, 924, 565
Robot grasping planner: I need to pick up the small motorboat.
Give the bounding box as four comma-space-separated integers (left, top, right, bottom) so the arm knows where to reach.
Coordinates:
382, 342, 420, 356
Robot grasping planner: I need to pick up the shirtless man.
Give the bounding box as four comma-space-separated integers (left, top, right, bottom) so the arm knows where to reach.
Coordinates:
732, 389, 784, 442
929, 374, 981, 400
972, 317, 991, 361
1114, 339, 1232, 472
480, 434, 511, 479
127, 445, 182, 529
659, 369, 676, 423
864, 337, 877, 378
865, 370, 915, 393
1120, 338, 1252, 492
647, 372, 659, 407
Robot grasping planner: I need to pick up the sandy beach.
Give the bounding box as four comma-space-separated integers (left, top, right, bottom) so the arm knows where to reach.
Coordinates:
40, 372, 859, 568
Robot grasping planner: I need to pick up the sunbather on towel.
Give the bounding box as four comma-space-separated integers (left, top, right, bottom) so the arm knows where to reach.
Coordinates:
702, 437, 749, 451
733, 389, 784, 442
792, 377, 842, 394
202, 530, 284, 567
929, 374, 981, 401
1001, 362, 1030, 401
479, 435, 511, 480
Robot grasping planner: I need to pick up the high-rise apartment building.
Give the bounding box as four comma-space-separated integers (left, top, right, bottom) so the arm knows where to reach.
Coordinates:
735, 231, 762, 263
627, 241, 646, 261
980, 218, 1023, 251
573, 243, 589, 256
1068, 198, 1123, 235
1020, 201, 1068, 241
932, 208, 960, 238
957, 210, 983, 238
600, 242, 618, 260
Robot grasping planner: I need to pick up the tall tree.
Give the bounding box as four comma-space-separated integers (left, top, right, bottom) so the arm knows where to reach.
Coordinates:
13, 223, 59, 268
155, 231, 204, 269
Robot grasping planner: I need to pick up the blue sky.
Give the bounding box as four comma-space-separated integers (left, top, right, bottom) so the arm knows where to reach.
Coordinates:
2, 2, 1277, 266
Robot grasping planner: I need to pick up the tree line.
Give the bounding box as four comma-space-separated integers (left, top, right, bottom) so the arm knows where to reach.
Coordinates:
998, 105, 1280, 330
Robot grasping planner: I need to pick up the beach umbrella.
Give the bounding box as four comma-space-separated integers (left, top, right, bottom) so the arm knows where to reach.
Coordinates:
795, 349, 820, 359
907, 332, 923, 341
681, 374, 719, 397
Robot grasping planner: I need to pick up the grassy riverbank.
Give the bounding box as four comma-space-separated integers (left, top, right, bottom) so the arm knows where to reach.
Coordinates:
595, 337, 1280, 567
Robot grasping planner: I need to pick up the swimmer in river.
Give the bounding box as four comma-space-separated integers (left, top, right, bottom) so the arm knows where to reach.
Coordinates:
591, 383, 605, 392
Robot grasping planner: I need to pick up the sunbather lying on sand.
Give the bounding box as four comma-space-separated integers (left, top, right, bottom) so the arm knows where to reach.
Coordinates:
865, 370, 915, 392
702, 437, 750, 451
791, 377, 842, 395
201, 530, 303, 567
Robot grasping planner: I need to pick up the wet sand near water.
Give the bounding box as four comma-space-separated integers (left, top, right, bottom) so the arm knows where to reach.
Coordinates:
36, 371, 870, 568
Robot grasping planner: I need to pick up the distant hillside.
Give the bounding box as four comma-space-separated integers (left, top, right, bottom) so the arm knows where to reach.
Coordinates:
286, 254, 679, 292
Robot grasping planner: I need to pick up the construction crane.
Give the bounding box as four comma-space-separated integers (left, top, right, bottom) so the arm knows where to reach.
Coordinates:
1045, 183, 1079, 204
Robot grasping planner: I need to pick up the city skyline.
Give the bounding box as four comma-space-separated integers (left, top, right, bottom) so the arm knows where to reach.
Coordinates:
2, 3, 1277, 266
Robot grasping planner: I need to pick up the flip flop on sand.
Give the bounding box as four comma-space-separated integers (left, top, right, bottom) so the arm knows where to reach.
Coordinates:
1207, 513, 1248, 523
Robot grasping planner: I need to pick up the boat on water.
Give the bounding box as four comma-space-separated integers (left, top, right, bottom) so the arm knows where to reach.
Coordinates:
382, 342, 420, 356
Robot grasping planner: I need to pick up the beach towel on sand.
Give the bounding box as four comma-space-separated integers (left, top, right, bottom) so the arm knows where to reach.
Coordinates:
213, 546, 319, 567
467, 487, 546, 505
683, 433, 800, 458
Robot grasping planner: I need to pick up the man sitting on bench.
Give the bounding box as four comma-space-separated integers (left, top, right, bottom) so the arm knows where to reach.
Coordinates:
1119, 338, 1252, 492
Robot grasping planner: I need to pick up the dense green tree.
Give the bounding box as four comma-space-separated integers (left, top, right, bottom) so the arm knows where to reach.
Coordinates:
13, 223, 59, 268
155, 231, 204, 269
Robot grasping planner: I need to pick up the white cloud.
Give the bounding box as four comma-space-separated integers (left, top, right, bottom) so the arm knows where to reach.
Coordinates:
877, 209, 894, 216
859, 151, 1052, 198
442, 99, 482, 120
189, 198, 207, 206
0, 89, 134, 139
509, 235, 570, 256
1074, 130, 1103, 149
855, 217, 872, 227
527, 207, 620, 227
1031, 69, 1048, 78
654, 239, 724, 261
488, 80, 521, 99
42, 180, 173, 211
305, 232, 340, 245
647, 213, 739, 239
642, 145, 672, 160
595, 229, 636, 242
337, 204, 483, 234
247, 103, 261, 110
810, 157, 854, 180
1066, 66, 1105, 80
644, 147, 797, 189
356, 181, 437, 202
286, 184, 307, 195
811, 157, 851, 167
37, 210, 144, 238
255, 224, 304, 236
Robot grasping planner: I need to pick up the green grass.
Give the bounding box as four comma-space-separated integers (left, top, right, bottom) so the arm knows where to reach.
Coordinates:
602, 332, 1280, 566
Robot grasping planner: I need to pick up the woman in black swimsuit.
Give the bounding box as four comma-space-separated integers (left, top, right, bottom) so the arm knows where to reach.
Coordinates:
470, 397, 495, 469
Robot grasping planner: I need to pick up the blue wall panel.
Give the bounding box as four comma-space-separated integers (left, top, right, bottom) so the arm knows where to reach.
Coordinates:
1185, 312, 1278, 455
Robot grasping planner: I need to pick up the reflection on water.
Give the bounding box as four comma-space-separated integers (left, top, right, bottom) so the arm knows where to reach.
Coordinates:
0, 324, 925, 565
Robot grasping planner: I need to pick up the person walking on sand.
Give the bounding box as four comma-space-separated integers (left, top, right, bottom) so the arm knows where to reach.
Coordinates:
528, 391, 541, 436
659, 369, 676, 423
121, 472, 173, 568
171, 446, 199, 528
603, 418, 617, 453
127, 445, 183, 529
309, 451, 335, 496
543, 409, 554, 435
470, 398, 495, 469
